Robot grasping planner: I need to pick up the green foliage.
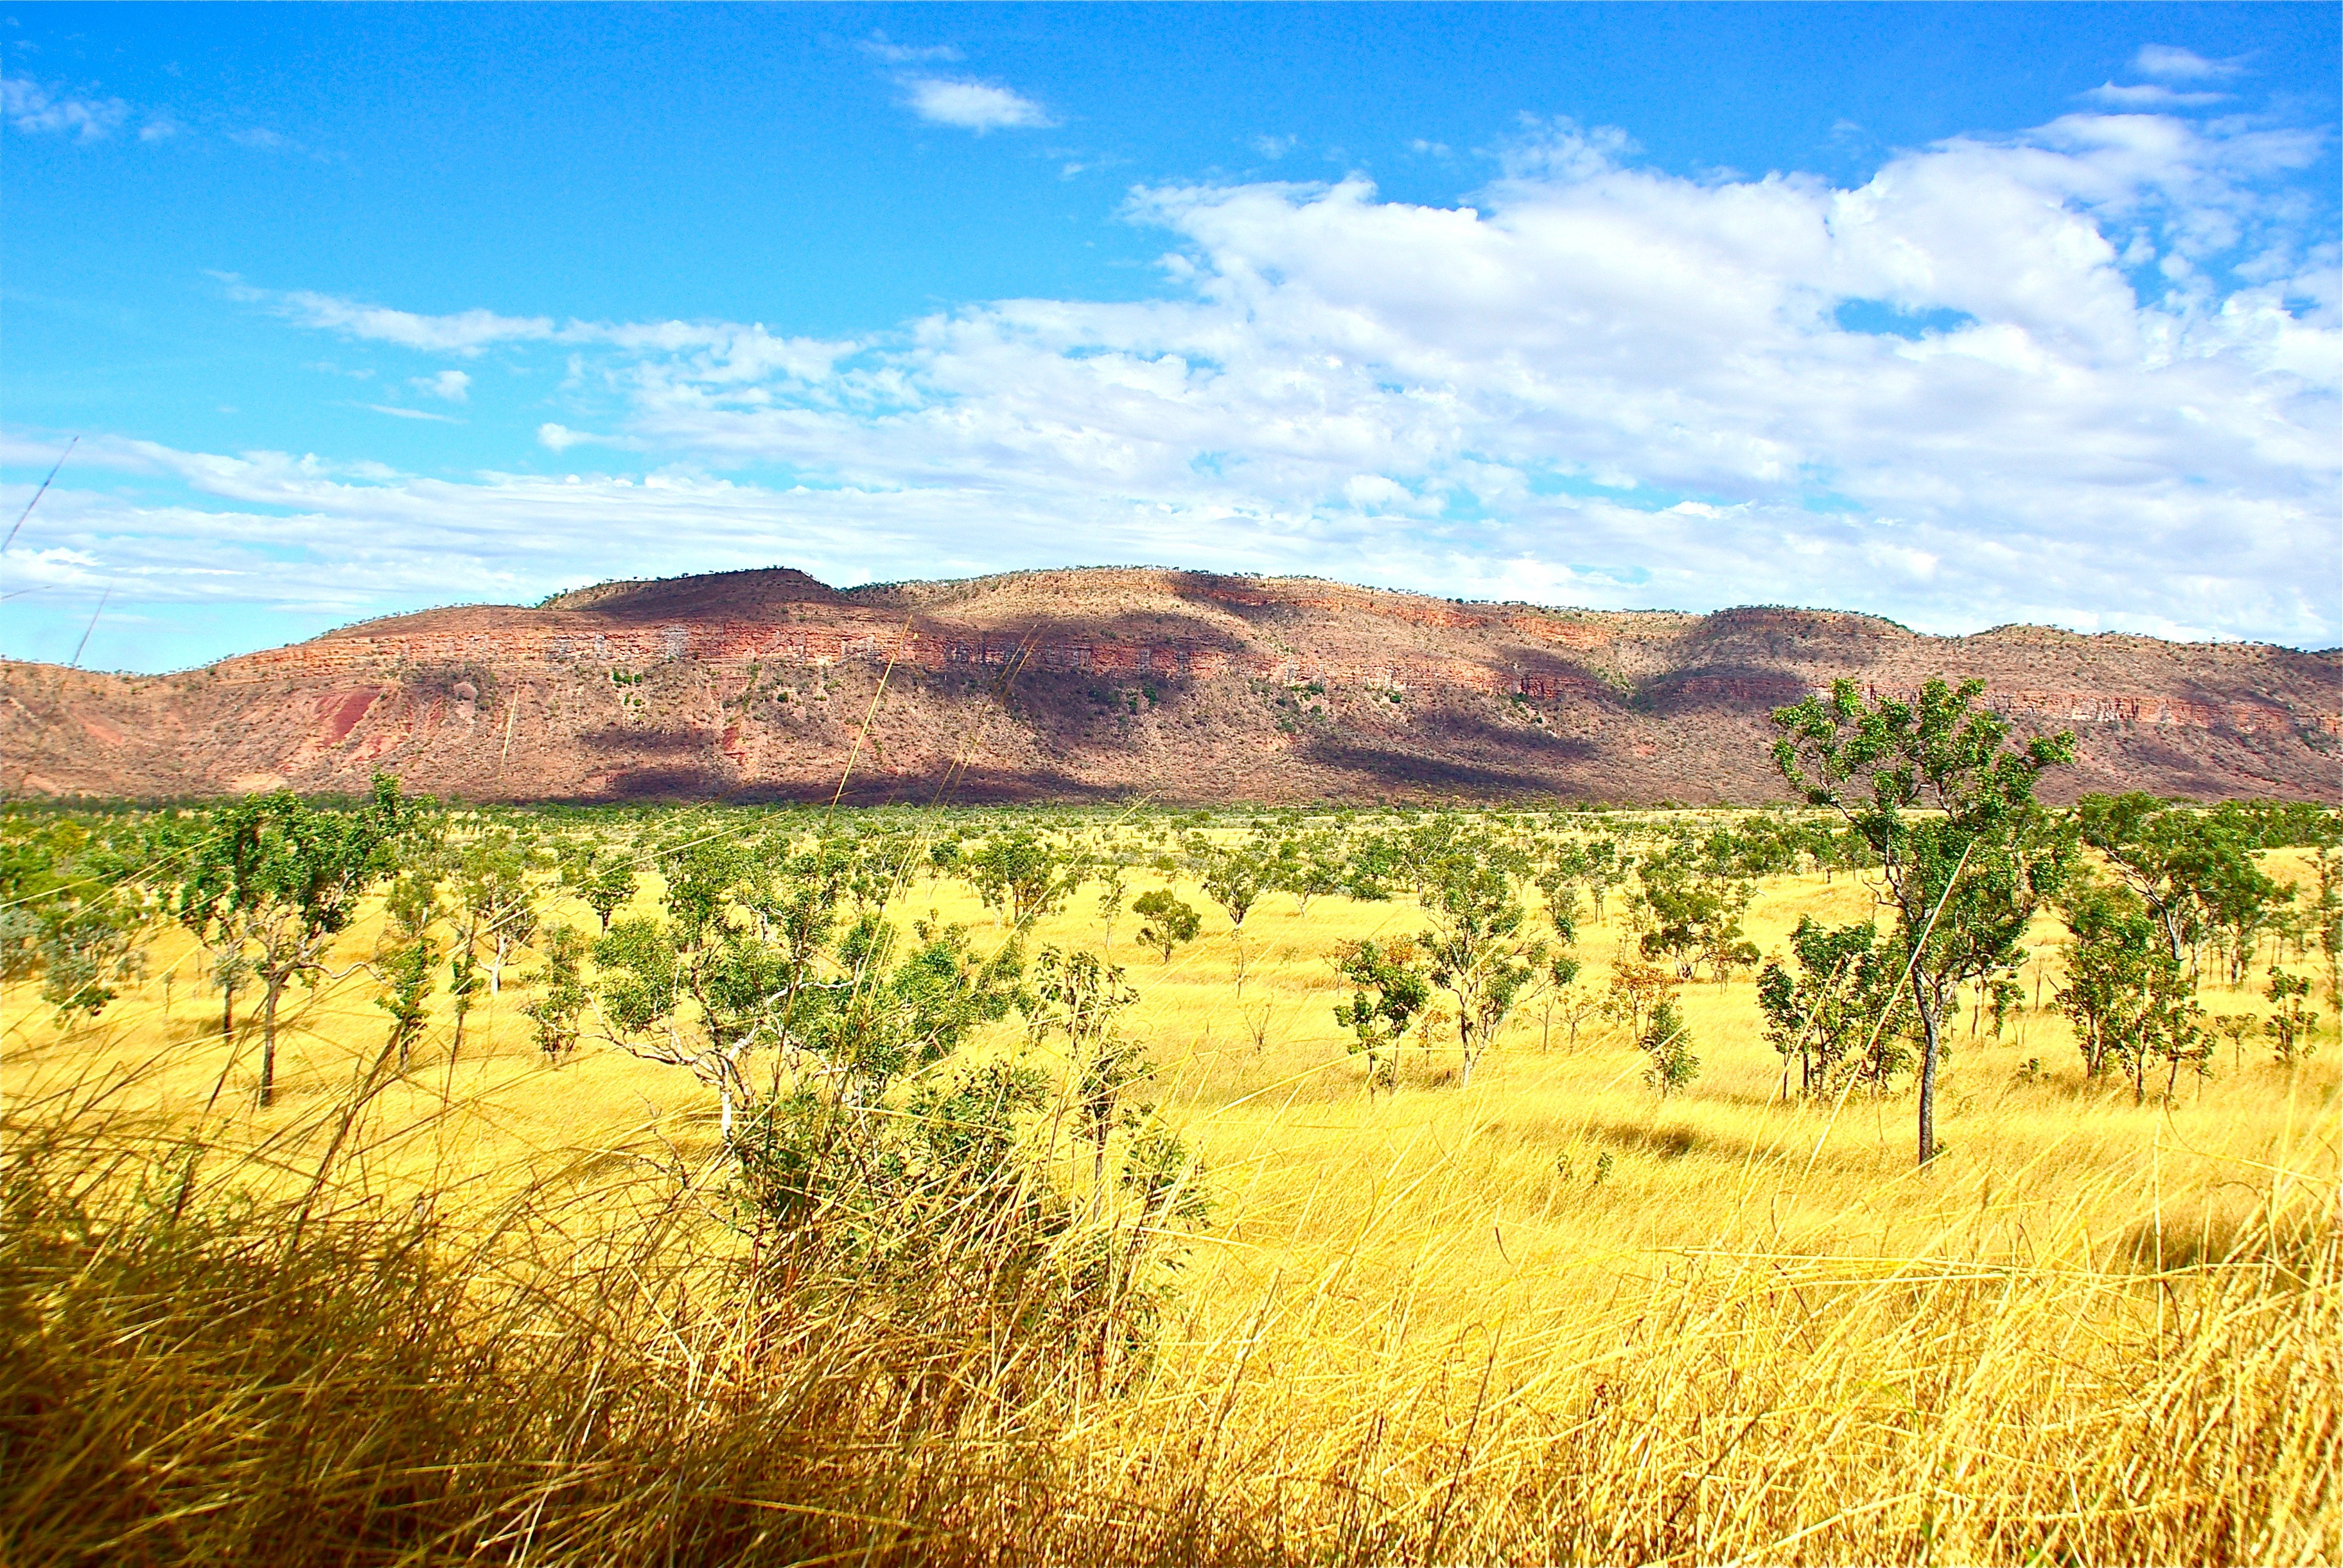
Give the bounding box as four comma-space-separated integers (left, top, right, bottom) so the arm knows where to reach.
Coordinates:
1755, 918, 1917, 1097
2055, 878, 2206, 1102
521, 924, 589, 1062
556, 838, 638, 931
0, 812, 160, 1020
1639, 999, 1699, 1097
1196, 834, 1274, 931
1772, 677, 2075, 1164
967, 831, 1073, 928
175, 774, 428, 1105
1406, 822, 1548, 1088
2264, 968, 2319, 1066
1331, 936, 1430, 1095
1634, 833, 1758, 985
1130, 888, 1200, 963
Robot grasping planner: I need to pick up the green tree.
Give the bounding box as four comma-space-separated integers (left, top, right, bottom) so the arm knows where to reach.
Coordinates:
1772, 677, 2075, 1165
1411, 826, 1547, 1088
370, 867, 441, 1070
522, 923, 590, 1062
2055, 879, 2204, 1103
1331, 936, 1430, 1096
175, 774, 424, 1108
2264, 968, 2319, 1065
1025, 946, 1146, 1183
968, 831, 1073, 928
1640, 998, 1699, 1097
1756, 918, 1918, 1098
1131, 889, 1200, 963
2, 814, 160, 1022
557, 838, 638, 932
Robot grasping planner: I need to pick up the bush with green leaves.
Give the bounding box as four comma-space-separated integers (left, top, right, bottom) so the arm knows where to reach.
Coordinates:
1639, 999, 1699, 1097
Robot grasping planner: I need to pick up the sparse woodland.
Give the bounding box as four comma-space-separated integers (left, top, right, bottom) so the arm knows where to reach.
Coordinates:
3, 684, 2337, 1564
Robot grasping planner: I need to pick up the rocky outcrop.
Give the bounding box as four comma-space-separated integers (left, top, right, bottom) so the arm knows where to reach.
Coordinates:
4, 567, 2335, 805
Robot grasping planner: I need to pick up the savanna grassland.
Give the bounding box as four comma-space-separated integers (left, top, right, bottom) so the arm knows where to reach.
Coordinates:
4, 796, 2337, 1567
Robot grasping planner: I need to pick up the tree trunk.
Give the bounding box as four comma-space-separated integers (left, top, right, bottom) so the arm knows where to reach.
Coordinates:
259, 978, 283, 1109
1911, 970, 1940, 1167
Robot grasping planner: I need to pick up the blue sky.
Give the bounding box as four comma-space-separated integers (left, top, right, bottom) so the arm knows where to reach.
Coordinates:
3, 3, 2337, 672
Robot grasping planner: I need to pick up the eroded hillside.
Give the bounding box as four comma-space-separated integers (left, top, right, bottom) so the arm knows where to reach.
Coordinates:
4, 566, 2336, 803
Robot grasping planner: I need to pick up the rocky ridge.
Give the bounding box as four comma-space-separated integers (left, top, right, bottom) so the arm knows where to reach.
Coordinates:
4, 566, 2335, 805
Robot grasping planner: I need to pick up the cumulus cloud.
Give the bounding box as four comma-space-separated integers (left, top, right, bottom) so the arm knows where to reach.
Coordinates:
412, 369, 471, 403
900, 76, 1053, 132
3, 75, 129, 140
21, 107, 2342, 658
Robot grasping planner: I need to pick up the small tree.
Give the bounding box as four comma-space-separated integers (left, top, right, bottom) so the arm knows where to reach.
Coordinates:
1756, 918, 1918, 1098
176, 774, 423, 1108
1640, 998, 1699, 1097
2265, 968, 2319, 1065
2055, 878, 2203, 1101
1773, 678, 2074, 1166
522, 923, 590, 1062
373, 868, 441, 1070
1602, 959, 1677, 1040
559, 839, 639, 932
1026, 946, 1145, 1184
1413, 832, 1546, 1089
1132, 889, 1200, 963
1331, 936, 1429, 1096
1094, 857, 1130, 949
968, 831, 1073, 928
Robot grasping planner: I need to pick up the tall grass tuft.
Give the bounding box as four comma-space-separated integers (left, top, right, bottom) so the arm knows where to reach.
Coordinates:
4, 1050, 2335, 1565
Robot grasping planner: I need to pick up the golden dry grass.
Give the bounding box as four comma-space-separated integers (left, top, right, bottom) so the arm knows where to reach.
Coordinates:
4, 824, 2337, 1564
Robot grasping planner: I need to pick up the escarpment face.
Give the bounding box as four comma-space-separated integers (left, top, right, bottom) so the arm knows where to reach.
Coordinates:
6, 566, 2336, 804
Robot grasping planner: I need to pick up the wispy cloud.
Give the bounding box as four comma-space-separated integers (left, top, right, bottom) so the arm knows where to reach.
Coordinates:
2133, 44, 2249, 82
1251, 134, 1297, 159
2, 74, 129, 141
2083, 82, 2227, 110
858, 33, 961, 65
222, 278, 557, 354
900, 76, 1053, 133
366, 404, 462, 423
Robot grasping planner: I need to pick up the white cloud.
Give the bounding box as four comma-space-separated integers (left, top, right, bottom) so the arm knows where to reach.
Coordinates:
21, 108, 2342, 656
222, 279, 558, 354
367, 404, 461, 423
227, 126, 290, 150
2132, 45, 2248, 82
138, 113, 183, 141
1251, 134, 1297, 159
3, 75, 129, 140
900, 76, 1053, 132
2083, 82, 2227, 110
859, 33, 962, 65
412, 369, 471, 403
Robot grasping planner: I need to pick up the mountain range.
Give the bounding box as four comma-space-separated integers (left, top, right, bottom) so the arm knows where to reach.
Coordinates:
4, 566, 2336, 805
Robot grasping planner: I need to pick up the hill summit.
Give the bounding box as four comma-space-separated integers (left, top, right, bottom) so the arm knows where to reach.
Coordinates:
3, 566, 2335, 803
